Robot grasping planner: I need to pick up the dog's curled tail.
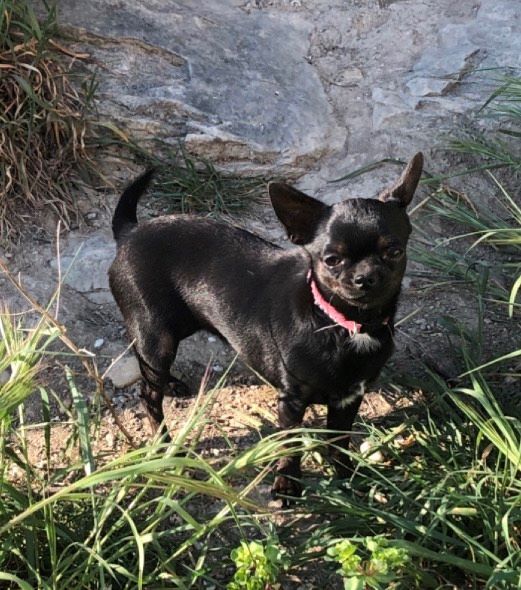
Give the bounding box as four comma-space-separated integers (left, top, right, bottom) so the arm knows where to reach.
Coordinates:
112, 168, 155, 244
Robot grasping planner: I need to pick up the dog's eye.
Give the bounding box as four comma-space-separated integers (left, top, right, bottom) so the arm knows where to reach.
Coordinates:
386, 247, 403, 259
324, 254, 342, 267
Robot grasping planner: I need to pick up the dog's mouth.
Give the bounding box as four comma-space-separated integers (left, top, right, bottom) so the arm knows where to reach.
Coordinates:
314, 268, 404, 310
336, 281, 402, 309
343, 291, 368, 302
343, 291, 383, 308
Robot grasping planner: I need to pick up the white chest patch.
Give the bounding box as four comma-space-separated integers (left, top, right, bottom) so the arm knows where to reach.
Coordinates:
334, 380, 366, 409
349, 332, 381, 354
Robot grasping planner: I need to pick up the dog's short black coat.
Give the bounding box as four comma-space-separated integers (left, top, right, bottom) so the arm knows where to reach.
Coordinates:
109, 153, 423, 499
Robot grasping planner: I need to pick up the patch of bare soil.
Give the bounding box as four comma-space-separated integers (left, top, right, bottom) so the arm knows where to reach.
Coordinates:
13, 383, 420, 481
8, 381, 422, 588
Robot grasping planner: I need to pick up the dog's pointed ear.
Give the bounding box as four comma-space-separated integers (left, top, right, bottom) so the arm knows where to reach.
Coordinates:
378, 152, 423, 208
269, 182, 330, 245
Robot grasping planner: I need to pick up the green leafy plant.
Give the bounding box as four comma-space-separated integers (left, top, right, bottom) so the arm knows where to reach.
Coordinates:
327, 537, 409, 590
228, 538, 290, 590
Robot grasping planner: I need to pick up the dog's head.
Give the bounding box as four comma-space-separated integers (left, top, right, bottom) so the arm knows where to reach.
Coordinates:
269, 153, 423, 310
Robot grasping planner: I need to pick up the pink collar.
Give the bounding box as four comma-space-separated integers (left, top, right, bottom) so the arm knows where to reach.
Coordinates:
307, 270, 388, 337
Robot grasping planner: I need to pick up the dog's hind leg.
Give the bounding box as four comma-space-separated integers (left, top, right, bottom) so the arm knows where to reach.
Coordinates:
134, 330, 179, 440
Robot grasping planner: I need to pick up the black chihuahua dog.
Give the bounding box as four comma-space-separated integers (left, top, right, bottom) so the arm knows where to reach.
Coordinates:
109, 153, 423, 499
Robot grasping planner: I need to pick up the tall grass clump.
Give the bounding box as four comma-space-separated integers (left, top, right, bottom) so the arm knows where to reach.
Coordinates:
0, 0, 267, 236
418, 76, 521, 384
0, 0, 93, 239
291, 377, 521, 589
149, 146, 268, 217
449, 75, 521, 175
443, 75, 519, 278
0, 296, 317, 588
103, 140, 268, 218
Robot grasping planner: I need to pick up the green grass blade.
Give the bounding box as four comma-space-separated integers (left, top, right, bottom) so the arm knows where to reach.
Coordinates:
66, 367, 95, 476
0, 573, 34, 590
508, 274, 521, 317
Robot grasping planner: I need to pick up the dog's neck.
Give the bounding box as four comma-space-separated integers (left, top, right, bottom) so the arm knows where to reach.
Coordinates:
307, 270, 396, 334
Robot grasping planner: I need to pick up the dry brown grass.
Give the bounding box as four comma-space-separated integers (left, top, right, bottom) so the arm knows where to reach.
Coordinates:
0, 1, 92, 239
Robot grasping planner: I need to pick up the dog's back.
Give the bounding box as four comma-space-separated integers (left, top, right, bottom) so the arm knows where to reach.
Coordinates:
109, 174, 307, 384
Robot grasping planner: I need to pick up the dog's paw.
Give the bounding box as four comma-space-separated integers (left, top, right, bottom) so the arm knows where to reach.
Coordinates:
271, 475, 302, 506
328, 448, 354, 481
166, 375, 191, 397
333, 460, 354, 481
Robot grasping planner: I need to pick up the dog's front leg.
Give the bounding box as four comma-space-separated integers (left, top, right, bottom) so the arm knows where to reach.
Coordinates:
140, 382, 170, 441
272, 393, 307, 503
327, 386, 365, 479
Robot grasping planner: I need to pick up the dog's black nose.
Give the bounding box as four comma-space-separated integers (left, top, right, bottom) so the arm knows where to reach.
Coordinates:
353, 273, 378, 289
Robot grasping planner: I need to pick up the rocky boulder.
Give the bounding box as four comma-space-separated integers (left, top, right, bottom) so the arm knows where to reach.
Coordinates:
56, 0, 344, 176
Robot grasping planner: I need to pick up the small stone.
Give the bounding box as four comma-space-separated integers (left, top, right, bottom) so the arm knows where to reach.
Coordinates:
360, 440, 385, 464
106, 355, 141, 389
332, 67, 363, 87
208, 336, 217, 343
85, 211, 98, 220
105, 431, 115, 448
401, 277, 412, 290
212, 364, 224, 373
94, 338, 105, 349
0, 369, 10, 386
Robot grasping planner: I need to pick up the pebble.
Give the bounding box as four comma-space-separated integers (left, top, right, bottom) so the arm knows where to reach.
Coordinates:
106, 355, 141, 389
360, 440, 385, 464
208, 336, 217, 343
105, 431, 115, 448
0, 369, 10, 386
94, 338, 105, 349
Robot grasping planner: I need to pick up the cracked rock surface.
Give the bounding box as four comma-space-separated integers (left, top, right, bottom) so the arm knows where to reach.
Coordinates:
55, 0, 521, 189
57, 0, 344, 176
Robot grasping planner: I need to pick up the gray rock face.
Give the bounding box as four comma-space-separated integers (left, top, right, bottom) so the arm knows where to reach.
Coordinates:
406, 23, 482, 99
50, 233, 116, 304
53, 0, 521, 194
57, 0, 344, 175
287, 0, 521, 203
399, 1, 521, 119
